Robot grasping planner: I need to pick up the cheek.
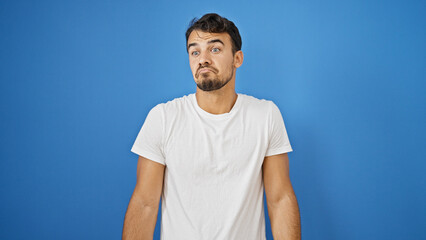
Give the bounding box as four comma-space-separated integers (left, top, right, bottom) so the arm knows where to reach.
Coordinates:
191, 65, 197, 75
221, 59, 234, 71
219, 55, 234, 69
189, 61, 196, 74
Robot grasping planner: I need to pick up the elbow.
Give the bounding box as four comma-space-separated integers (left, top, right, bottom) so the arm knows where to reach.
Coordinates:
267, 192, 298, 210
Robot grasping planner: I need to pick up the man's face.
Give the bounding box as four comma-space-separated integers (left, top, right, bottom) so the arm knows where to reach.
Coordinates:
187, 30, 239, 91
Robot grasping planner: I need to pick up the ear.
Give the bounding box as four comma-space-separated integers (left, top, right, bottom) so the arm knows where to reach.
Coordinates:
233, 50, 244, 68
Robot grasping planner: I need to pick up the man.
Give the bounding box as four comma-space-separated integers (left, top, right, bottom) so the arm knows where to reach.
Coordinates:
122, 13, 301, 240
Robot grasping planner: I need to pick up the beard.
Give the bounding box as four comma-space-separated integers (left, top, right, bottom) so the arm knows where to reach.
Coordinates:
196, 67, 234, 92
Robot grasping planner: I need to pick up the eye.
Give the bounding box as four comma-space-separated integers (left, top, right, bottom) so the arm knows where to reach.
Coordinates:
191, 51, 200, 56
212, 48, 220, 53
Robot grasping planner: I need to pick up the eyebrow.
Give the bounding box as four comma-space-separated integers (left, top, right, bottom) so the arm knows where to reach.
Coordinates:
187, 39, 225, 51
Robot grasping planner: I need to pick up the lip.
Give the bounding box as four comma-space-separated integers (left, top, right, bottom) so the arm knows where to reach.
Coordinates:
198, 68, 213, 74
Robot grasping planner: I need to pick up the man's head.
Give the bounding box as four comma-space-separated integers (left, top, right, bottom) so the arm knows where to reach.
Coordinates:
185, 13, 243, 92
186, 13, 242, 55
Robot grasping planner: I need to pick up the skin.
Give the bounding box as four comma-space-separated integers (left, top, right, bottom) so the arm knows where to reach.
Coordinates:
122, 29, 301, 240
187, 30, 243, 115
122, 156, 165, 240
263, 153, 301, 240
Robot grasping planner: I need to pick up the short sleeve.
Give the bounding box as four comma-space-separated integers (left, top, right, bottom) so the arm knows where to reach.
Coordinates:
265, 101, 293, 156
130, 104, 166, 165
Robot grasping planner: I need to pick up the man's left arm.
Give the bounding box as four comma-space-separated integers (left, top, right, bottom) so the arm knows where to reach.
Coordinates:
263, 153, 301, 240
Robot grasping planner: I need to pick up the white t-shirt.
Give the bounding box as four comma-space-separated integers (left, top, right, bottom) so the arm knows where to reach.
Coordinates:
131, 93, 293, 240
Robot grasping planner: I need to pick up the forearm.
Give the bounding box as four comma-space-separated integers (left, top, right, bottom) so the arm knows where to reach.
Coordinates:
122, 196, 159, 240
267, 193, 301, 240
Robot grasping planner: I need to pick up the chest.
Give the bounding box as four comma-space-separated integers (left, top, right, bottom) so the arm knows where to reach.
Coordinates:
163, 115, 268, 179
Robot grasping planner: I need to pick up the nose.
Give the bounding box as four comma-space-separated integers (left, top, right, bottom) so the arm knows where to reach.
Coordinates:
198, 50, 211, 66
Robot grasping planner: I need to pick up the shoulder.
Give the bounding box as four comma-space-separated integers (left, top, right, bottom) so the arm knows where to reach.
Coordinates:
150, 93, 194, 116
238, 93, 277, 113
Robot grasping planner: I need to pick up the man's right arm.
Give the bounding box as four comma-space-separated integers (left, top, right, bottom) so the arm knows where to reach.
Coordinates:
122, 156, 165, 240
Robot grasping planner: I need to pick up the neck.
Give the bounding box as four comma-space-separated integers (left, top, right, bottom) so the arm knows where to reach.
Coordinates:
195, 85, 238, 115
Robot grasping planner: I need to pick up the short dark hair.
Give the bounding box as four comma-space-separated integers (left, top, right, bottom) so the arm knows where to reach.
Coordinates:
185, 13, 242, 54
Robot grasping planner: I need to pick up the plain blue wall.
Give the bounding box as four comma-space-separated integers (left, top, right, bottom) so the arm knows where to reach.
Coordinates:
1, 0, 425, 239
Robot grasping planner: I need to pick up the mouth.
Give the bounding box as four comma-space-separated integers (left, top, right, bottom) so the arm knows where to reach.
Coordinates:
198, 68, 214, 74
199, 68, 212, 73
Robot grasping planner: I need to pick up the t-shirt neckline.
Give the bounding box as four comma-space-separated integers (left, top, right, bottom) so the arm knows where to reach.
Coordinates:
191, 92, 242, 120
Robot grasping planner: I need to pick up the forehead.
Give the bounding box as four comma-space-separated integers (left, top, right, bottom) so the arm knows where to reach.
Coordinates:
187, 30, 231, 46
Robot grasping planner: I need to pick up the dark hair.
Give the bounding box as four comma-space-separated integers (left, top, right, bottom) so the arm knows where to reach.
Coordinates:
185, 13, 242, 54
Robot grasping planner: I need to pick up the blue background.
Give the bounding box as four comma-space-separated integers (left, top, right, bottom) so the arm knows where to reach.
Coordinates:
1, 0, 425, 239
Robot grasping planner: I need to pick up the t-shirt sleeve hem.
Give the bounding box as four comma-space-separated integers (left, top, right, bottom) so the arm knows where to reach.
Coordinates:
265, 145, 293, 157
131, 146, 166, 165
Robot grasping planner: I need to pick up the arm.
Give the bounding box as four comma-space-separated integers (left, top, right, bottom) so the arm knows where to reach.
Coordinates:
263, 153, 301, 240
122, 156, 165, 240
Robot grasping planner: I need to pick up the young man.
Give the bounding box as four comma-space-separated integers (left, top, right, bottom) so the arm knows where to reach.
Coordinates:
122, 13, 301, 240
